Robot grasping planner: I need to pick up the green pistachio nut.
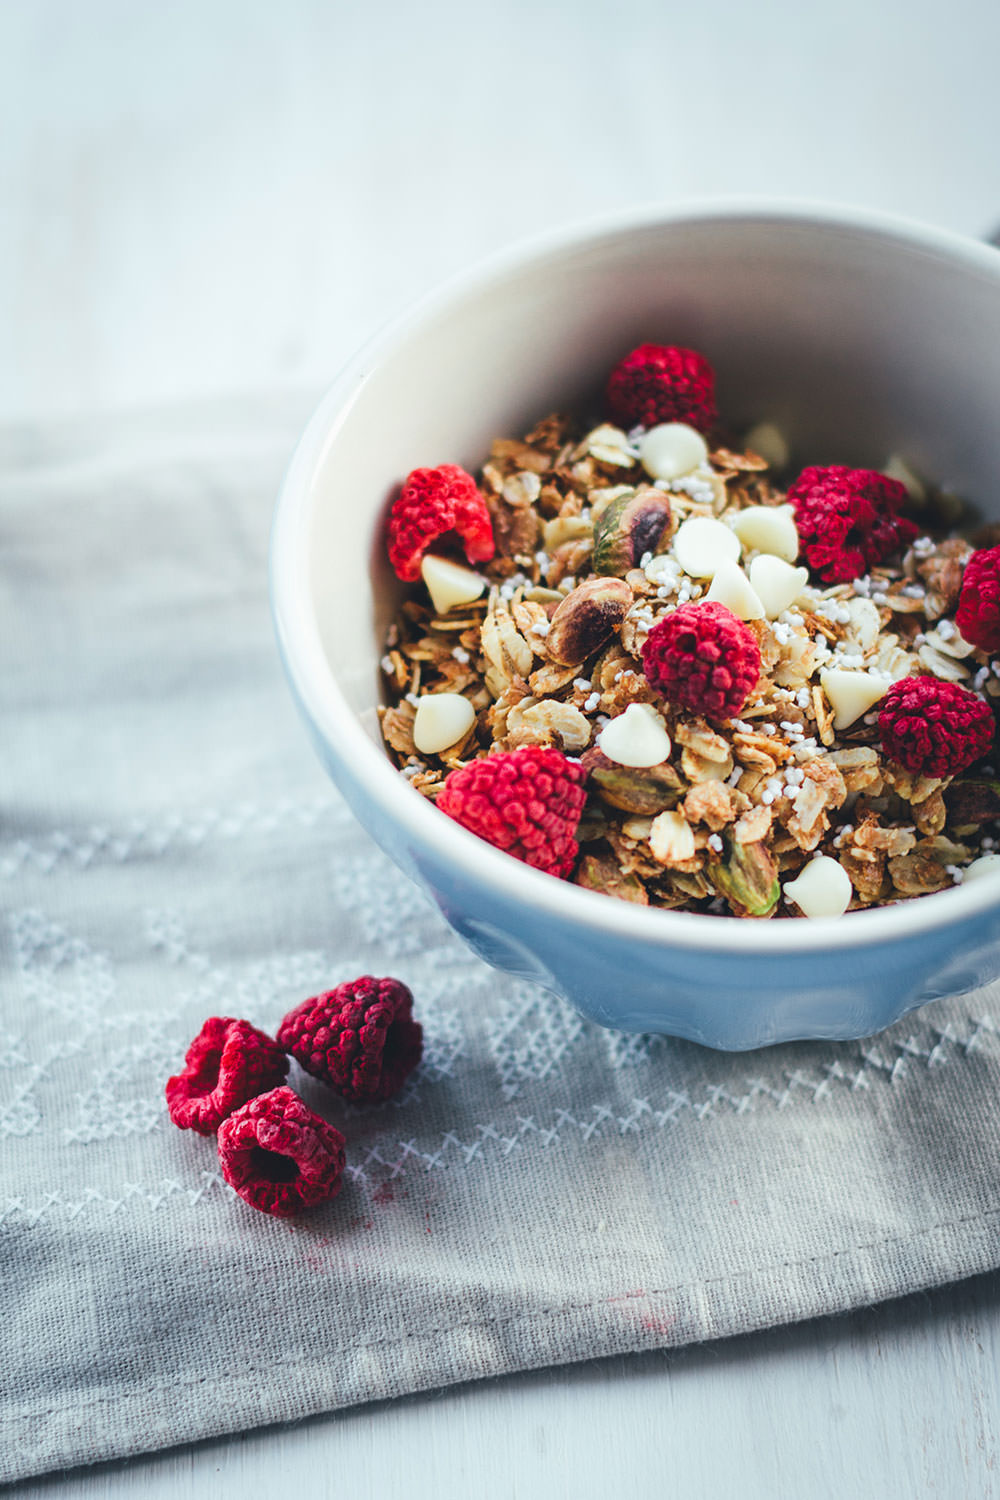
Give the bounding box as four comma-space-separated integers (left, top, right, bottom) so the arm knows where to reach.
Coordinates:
708, 835, 780, 917
592, 489, 673, 577
581, 747, 682, 815
546, 577, 634, 665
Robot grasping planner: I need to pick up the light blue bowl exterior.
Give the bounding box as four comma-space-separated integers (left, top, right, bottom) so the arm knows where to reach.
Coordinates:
282, 685, 1000, 1051
271, 201, 1000, 1051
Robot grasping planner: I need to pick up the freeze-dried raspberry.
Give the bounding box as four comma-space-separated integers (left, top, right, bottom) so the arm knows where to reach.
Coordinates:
641, 601, 761, 721
878, 675, 994, 779
278, 977, 422, 1103
788, 465, 918, 583
606, 344, 717, 433
387, 464, 494, 582
956, 546, 1000, 653
217, 1086, 346, 1217
436, 745, 587, 878
165, 1017, 288, 1135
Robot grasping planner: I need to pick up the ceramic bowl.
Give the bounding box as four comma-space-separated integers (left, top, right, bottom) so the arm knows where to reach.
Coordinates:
270, 201, 1000, 1049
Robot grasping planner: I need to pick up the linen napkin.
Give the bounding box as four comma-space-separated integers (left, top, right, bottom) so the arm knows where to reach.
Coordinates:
3, 397, 1000, 1484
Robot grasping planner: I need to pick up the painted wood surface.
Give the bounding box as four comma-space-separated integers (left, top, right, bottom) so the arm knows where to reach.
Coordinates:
4, 1, 1000, 1493
12, 1272, 1000, 1498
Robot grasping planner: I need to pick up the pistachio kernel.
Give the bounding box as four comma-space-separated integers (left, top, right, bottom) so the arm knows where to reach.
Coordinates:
592, 489, 673, 578
581, 747, 683, 815
707, 835, 780, 917
545, 577, 634, 666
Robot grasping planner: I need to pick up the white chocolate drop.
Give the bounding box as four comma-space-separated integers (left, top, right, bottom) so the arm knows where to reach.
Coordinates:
783, 856, 853, 918
883, 453, 926, 504
673, 516, 741, 579
597, 702, 672, 768
744, 421, 790, 470
732, 504, 799, 562
706, 558, 765, 620
963, 855, 1000, 884
420, 555, 487, 614
820, 668, 891, 731
412, 693, 476, 755
748, 554, 809, 619
639, 423, 709, 482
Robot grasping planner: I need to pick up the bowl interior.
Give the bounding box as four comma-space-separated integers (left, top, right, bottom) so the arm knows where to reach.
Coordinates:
298, 210, 1000, 755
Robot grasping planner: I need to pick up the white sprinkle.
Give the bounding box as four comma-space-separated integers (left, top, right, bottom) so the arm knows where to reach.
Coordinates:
584, 692, 600, 713
574, 678, 592, 692
708, 833, 724, 853
452, 646, 470, 663
381, 654, 395, 672
531, 621, 550, 638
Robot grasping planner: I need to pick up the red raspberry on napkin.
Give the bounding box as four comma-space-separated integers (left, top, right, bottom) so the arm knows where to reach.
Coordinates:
217, 1086, 346, 1217
165, 1016, 288, 1135
279, 976, 422, 1104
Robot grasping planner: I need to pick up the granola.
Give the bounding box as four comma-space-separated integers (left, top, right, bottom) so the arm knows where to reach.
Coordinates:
378, 349, 1000, 918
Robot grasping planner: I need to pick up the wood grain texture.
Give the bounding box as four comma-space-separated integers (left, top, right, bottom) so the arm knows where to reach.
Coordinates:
11, 1272, 1000, 1498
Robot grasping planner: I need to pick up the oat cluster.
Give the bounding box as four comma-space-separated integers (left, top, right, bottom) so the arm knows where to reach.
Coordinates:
379, 404, 1000, 918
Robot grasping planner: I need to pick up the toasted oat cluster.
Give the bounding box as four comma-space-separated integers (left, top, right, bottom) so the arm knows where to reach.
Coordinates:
378, 347, 1000, 918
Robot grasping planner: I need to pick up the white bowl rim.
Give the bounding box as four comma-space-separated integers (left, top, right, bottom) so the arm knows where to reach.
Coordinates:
271, 195, 1000, 958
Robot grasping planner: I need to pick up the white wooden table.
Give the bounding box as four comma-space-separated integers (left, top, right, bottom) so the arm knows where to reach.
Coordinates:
4, 1, 1000, 1492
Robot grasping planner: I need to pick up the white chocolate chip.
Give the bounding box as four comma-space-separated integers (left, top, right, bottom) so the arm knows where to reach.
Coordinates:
638, 423, 709, 482
883, 453, 926, 504
783, 856, 853, 917
748, 554, 810, 619
744, 421, 789, 470
420, 555, 487, 614
597, 702, 672, 768
673, 516, 741, 579
819, 668, 891, 731
732, 504, 799, 563
963, 855, 1000, 884
412, 693, 476, 755
706, 558, 765, 621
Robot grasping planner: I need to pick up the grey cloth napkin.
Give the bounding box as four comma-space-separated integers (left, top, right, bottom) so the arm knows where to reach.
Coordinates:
3, 399, 1000, 1485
